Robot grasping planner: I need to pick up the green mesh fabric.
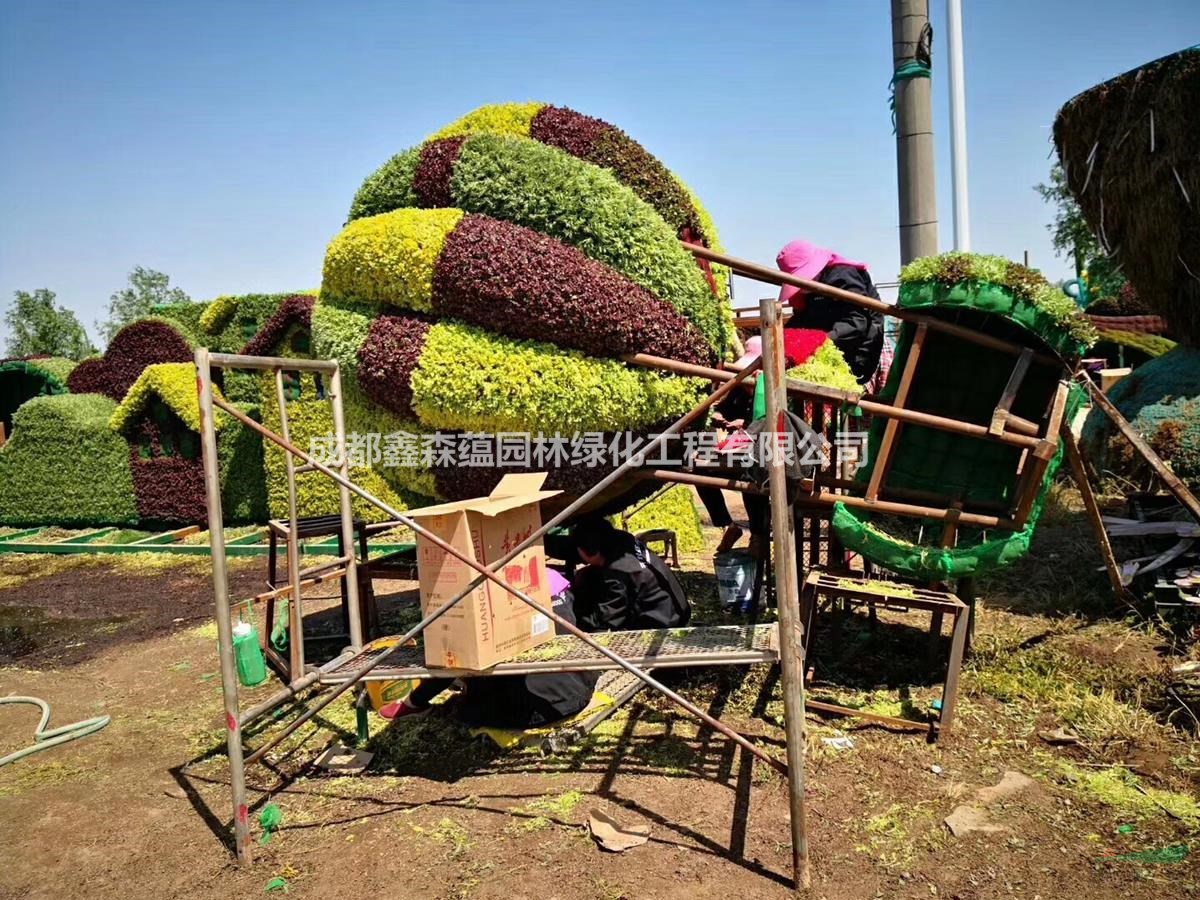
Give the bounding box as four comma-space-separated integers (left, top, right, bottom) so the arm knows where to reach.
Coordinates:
833, 357, 1085, 579
860, 324, 1061, 507
899, 281, 1089, 358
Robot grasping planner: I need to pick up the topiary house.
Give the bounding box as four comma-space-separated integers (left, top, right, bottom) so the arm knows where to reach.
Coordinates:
109, 363, 269, 526
197, 291, 315, 402
831, 252, 1094, 580
66, 317, 195, 400
0, 356, 75, 444
0, 393, 138, 526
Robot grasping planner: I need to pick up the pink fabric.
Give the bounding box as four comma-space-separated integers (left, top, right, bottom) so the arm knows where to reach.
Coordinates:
548, 567, 570, 598
731, 335, 762, 370
776, 239, 867, 305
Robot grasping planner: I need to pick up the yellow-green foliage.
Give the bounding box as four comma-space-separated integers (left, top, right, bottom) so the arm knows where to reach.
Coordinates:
677, 178, 731, 295
1047, 757, 1200, 825
310, 301, 438, 498
23, 356, 77, 385
411, 321, 704, 434
110, 363, 225, 434
788, 340, 860, 392
1097, 328, 1176, 358
323, 208, 464, 313
259, 372, 409, 523
198, 294, 241, 334
613, 486, 704, 552
429, 102, 543, 141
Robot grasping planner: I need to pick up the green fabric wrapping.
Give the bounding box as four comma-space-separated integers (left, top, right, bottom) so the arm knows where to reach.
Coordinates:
833, 383, 1086, 579
899, 281, 1089, 358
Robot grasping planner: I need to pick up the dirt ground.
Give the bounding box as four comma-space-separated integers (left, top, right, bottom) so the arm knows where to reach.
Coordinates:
2, 489, 1200, 899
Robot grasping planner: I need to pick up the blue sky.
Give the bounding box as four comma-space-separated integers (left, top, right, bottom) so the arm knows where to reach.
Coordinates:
0, 0, 1196, 348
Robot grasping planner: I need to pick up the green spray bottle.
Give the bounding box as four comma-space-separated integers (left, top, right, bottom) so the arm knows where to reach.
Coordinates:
233, 620, 268, 687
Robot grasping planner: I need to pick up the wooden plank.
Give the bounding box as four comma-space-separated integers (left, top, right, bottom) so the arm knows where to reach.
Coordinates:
226, 529, 267, 546
0, 527, 45, 543
867, 323, 928, 499
129, 524, 200, 545
760, 298, 811, 891
1012, 381, 1070, 526
66, 528, 117, 544
1061, 425, 1137, 605
990, 348, 1034, 434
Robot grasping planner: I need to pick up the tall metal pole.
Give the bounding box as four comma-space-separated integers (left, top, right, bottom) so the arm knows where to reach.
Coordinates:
946, 0, 971, 251
891, 0, 939, 263
194, 348, 252, 865
760, 299, 811, 891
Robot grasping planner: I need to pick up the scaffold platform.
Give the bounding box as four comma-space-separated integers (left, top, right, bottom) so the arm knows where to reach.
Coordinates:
318, 623, 780, 683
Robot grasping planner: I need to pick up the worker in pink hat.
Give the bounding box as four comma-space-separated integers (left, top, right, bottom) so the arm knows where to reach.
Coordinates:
776, 239, 884, 385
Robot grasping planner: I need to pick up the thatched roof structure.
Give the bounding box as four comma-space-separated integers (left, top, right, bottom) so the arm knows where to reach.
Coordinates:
1054, 47, 1200, 343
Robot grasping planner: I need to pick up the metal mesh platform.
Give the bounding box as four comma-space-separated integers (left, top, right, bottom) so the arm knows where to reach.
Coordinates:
318, 623, 779, 683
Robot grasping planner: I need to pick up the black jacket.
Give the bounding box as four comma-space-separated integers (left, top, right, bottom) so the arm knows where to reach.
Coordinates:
789, 264, 884, 384
572, 534, 691, 632
456, 586, 600, 728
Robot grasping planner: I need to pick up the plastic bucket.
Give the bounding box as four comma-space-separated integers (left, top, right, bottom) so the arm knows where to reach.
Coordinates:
360, 636, 417, 711
714, 550, 757, 612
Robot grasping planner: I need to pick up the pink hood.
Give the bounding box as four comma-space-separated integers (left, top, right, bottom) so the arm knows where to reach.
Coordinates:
776, 239, 867, 305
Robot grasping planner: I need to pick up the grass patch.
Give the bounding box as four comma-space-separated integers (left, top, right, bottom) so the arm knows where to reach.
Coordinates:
1043, 755, 1200, 826
966, 616, 1171, 755
858, 801, 938, 869
0, 761, 92, 798
412, 817, 471, 859
836, 578, 916, 599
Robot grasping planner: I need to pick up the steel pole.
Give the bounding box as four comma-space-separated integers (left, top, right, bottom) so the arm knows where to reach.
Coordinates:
946, 0, 971, 250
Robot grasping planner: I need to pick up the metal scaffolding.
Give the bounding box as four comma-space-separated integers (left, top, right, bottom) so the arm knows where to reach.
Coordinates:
194, 302, 815, 885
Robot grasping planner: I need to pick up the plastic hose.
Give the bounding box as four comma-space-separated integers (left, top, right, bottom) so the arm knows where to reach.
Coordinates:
0, 696, 110, 767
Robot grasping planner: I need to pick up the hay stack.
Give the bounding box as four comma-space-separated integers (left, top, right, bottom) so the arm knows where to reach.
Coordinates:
1053, 48, 1200, 343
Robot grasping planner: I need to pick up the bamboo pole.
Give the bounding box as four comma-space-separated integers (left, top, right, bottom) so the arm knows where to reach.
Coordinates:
990, 348, 1034, 435
624, 352, 1042, 452
681, 243, 1061, 367
1081, 375, 1200, 523
1061, 425, 1136, 605
642, 467, 1009, 528
866, 323, 928, 499
761, 299, 811, 891
194, 348, 252, 865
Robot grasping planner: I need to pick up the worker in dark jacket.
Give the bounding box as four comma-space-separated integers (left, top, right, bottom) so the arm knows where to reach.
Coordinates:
380, 569, 598, 727
777, 239, 884, 385
570, 518, 691, 632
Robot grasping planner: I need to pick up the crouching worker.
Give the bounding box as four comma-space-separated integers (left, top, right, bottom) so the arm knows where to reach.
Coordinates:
379, 569, 599, 726
570, 518, 691, 632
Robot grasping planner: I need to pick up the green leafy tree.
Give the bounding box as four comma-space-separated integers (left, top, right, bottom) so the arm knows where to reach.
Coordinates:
1034, 164, 1124, 304
3, 289, 96, 359
99, 266, 191, 344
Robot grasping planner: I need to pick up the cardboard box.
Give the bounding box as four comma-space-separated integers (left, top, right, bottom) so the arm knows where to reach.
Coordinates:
407, 473, 561, 670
